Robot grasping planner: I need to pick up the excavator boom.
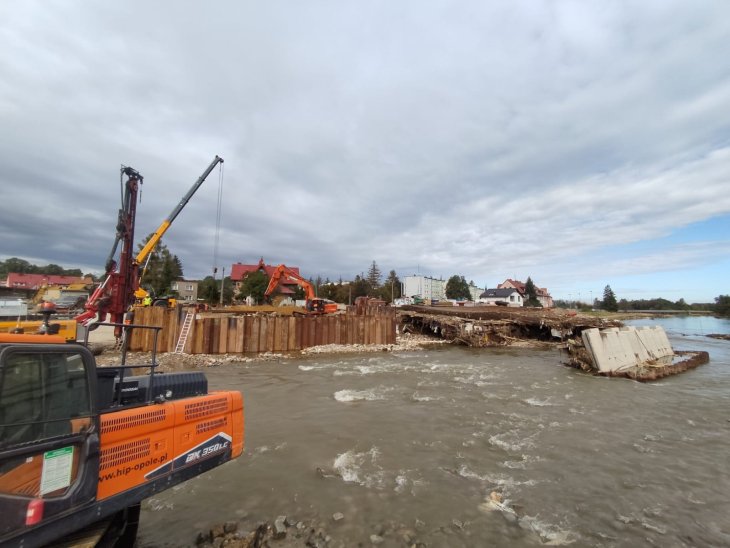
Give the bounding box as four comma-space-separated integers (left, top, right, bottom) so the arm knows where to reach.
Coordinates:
264, 264, 337, 314
264, 264, 316, 301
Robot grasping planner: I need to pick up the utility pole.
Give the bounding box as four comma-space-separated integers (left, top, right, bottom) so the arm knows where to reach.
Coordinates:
219, 267, 225, 306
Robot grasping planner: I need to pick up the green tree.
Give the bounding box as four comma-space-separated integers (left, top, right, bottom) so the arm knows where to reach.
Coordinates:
198, 276, 219, 305
136, 235, 183, 297
351, 274, 370, 300
445, 275, 471, 300
0, 258, 32, 276
382, 270, 401, 302
45, 263, 65, 275
237, 270, 269, 304
0, 257, 86, 278
320, 278, 338, 301
715, 295, 730, 317
602, 285, 618, 312
366, 261, 382, 291
220, 276, 234, 305
524, 277, 542, 307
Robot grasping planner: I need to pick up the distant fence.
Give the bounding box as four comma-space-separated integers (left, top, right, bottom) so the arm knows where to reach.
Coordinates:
128, 305, 396, 354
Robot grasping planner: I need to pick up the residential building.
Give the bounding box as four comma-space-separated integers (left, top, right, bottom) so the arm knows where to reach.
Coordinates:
498, 278, 553, 308
478, 288, 523, 307
171, 279, 199, 303
403, 276, 483, 303
403, 275, 447, 302
468, 282, 485, 302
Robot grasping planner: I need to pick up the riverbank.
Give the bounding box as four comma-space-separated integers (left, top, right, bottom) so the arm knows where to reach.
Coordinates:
94, 332, 449, 370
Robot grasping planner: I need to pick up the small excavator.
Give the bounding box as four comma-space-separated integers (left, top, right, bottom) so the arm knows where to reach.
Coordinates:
264, 264, 338, 314
0, 157, 244, 547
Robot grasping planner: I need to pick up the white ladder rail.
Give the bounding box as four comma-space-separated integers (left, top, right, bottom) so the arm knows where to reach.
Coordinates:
174, 311, 194, 353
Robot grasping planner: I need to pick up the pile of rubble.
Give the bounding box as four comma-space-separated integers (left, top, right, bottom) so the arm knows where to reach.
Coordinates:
398, 306, 619, 348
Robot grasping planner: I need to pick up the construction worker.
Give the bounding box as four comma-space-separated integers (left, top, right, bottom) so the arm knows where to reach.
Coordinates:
142, 295, 152, 307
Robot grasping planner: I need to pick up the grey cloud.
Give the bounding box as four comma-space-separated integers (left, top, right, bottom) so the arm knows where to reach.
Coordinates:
1, 1, 729, 300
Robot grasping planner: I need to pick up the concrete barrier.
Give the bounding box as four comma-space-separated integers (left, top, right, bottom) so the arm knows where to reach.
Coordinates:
581, 326, 674, 373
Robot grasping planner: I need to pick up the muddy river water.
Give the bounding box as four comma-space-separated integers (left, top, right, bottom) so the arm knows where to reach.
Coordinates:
137, 317, 729, 547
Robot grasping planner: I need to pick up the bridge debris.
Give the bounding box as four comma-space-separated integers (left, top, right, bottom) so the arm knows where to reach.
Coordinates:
565, 325, 709, 381
397, 306, 618, 347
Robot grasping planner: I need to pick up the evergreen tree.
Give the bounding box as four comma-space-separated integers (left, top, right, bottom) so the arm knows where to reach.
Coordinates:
383, 270, 401, 302
445, 275, 471, 300
524, 277, 542, 307
366, 261, 382, 290
351, 274, 370, 300
602, 285, 618, 312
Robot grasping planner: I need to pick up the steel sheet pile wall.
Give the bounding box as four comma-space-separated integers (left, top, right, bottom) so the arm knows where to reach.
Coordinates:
128, 305, 396, 353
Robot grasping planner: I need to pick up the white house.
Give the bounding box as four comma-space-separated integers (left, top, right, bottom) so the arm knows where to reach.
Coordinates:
478, 288, 523, 307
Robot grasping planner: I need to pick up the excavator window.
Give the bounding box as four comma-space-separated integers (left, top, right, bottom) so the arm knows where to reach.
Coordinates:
0, 349, 92, 450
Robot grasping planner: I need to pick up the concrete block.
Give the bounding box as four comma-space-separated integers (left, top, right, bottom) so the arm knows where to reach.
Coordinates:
582, 325, 674, 372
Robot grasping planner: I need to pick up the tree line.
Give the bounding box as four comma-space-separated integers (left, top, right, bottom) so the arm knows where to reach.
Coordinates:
229, 261, 403, 306
554, 284, 729, 316
6, 255, 728, 318
0, 257, 86, 279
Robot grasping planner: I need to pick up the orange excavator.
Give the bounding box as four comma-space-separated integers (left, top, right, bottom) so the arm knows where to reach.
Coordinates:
0, 320, 244, 547
264, 265, 338, 314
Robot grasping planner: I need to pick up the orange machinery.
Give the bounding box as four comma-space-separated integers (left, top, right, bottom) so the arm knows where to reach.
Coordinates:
0, 322, 243, 547
264, 264, 338, 314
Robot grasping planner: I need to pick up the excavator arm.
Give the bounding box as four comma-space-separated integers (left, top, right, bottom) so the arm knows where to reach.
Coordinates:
264, 264, 316, 301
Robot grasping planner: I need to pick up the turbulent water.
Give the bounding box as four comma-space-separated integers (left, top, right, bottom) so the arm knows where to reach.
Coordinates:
137, 316, 730, 547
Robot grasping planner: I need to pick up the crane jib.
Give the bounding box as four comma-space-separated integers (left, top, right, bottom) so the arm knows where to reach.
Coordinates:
135, 155, 223, 264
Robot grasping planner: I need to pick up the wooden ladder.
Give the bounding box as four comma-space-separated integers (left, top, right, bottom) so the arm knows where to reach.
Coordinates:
174, 311, 194, 354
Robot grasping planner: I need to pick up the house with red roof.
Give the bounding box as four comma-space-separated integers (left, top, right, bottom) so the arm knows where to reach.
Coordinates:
230, 258, 302, 298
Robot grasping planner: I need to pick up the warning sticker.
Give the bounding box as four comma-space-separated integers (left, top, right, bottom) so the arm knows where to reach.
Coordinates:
40, 446, 74, 495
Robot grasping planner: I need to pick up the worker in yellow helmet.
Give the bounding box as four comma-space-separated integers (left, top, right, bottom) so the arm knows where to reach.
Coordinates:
142, 295, 152, 307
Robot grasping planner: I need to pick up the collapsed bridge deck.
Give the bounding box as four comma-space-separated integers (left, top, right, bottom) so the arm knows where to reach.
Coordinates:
397, 305, 620, 347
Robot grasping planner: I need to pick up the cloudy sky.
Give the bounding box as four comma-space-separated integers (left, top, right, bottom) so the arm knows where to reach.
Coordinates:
2, 1, 729, 303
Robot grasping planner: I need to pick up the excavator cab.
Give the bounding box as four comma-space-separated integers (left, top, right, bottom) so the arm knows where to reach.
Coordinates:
0, 343, 101, 545
0, 322, 244, 547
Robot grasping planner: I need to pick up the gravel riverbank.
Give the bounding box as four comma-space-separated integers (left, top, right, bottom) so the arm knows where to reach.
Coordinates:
94, 333, 449, 370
